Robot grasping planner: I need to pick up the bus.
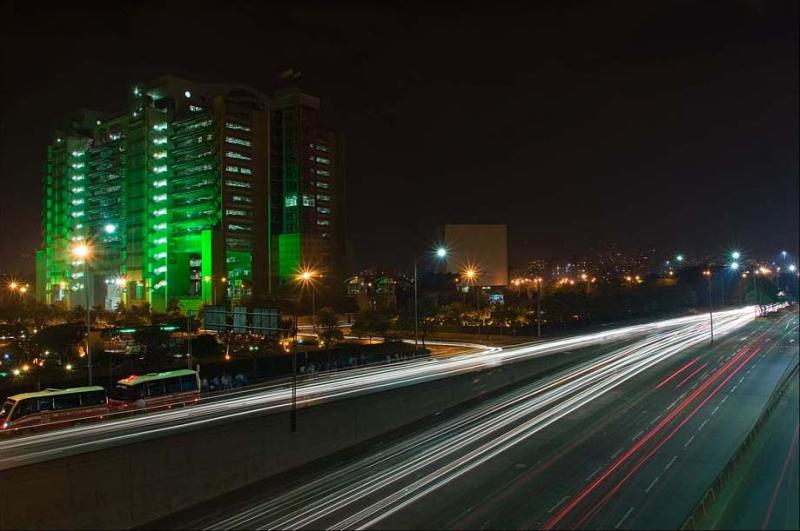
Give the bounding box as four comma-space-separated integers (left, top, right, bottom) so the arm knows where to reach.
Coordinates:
1, 386, 107, 433
109, 369, 200, 411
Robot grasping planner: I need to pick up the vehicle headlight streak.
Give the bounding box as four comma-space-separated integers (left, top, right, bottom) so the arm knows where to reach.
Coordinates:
0, 308, 756, 474
198, 310, 755, 530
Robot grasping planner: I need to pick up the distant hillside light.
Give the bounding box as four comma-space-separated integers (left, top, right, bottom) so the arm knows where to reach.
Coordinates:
436, 247, 447, 258
104, 223, 116, 234
184, 90, 192, 98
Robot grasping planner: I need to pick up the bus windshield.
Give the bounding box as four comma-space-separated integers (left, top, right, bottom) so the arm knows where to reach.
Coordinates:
110, 384, 139, 401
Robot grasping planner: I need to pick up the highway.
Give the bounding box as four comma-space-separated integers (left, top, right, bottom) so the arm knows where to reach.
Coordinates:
0, 308, 758, 472
156, 307, 796, 530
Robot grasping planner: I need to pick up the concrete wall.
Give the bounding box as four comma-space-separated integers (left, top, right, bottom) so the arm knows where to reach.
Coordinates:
0, 351, 576, 530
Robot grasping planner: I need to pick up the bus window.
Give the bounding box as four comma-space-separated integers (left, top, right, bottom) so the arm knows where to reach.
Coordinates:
164, 377, 181, 394
37, 397, 54, 412
11, 399, 35, 420
146, 380, 165, 397
180, 375, 199, 392
111, 384, 137, 402
53, 393, 80, 410
80, 390, 106, 407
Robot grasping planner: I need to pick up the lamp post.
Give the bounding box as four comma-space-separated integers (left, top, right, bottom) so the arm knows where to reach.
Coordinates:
535, 277, 543, 337
462, 267, 480, 334
703, 269, 714, 344
295, 268, 320, 317
71, 243, 93, 385
413, 247, 447, 353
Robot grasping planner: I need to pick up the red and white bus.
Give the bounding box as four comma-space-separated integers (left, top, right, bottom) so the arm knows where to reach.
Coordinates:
1, 386, 107, 433
109, 369, 200, 411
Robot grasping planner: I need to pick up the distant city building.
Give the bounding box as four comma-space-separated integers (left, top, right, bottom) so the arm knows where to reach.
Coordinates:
441, 224, 509, 287
270, 87, 345, 285
36, 75, 344, 311
345, 268, 408, 311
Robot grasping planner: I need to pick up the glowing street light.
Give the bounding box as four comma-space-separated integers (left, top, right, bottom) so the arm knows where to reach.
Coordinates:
790, 264, 797, 272
436, 247, 447, 258
730, 262, 739, 270
676, 254, 684, 262
295, 268, 321, 315
71, 242, 93, 385
103, 223, 116, 234
703, 269, 714, 343
731, 251, 741, 260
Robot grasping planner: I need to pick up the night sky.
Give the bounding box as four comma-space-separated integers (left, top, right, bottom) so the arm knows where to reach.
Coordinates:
1, 1, 797, 275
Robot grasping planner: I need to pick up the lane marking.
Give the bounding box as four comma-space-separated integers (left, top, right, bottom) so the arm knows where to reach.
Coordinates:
684, 435, 695, 448
615, 507, 635, 529
611, 448, 624, 459
698, 419, 709, 431
547, 496, 570, 514
632, 430, 644, 442
667, 400, 677, 410
664, 455, 678, 471
721, 395, 728, 403
731, 385, 738, 393
711, 405, 720, 415
645, 476, 660, 493
585, 466, 602, 482
739, 376, 745, 384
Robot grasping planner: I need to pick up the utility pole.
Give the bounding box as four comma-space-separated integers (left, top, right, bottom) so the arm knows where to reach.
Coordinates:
537, 279, 542, 338
704, 269, 714, 344
291, 314, 298, 433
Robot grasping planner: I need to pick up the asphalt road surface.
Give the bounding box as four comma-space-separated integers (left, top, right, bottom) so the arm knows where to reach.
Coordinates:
158, 307, 796, 530
3, 310, 751, 471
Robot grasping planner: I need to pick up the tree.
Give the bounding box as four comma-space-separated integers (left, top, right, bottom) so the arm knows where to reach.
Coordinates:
351, 309, 392, 343
314, 307, 343, 347
133, 325, 172, 371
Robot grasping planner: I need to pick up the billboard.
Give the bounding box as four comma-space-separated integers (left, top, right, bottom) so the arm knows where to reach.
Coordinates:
443, 224, 509, 286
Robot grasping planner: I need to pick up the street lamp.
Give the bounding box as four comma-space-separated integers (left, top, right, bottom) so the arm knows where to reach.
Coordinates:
413, 247, 447, 352
295, 268, 320, 317
71, 242, 93, 385
461, 267, 481, 333
731, 251, 741, 261
535, 277, 543, 337
703, 269, 714, 344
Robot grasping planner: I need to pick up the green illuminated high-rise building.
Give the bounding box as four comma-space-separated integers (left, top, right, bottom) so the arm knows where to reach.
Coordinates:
36, 75, 344, 312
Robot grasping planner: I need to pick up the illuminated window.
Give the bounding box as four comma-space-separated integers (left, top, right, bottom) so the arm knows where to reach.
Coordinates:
71, 211, 84, 218
225, 165, 251, 175
225, 209, 247, 217
190, 105, 203, 112
317, 219, 331, 226
285, 195, 297, 207
153, 165, 167, 173
232, 195, 252, 204
227, 224, 251, 232
315, 169, 330, 176
153, 123, 168, 131
225, 136, 251, 147
154, 208, 167, 216
153, 223, 167, 230
302, 194, 315, 207
312, 143, 331, 152
71, 187, 84, 194
153, 151, 167, 159
153, 137, 168, 145
153, 194, 167, 202
153, 180, 167, 188
71, 199, 84, 206
71, 175, 85, 181
225, 121, 251, 132
315, 156, 330, 165
317, 207, 331, 214
317, 194, 331, 201
154, 237, 167, 245
316, 181, 329, 189
71, 162, 85, 169
226, 180, 252, 189
71, 151, 85, 157
226, 150, 252, 161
